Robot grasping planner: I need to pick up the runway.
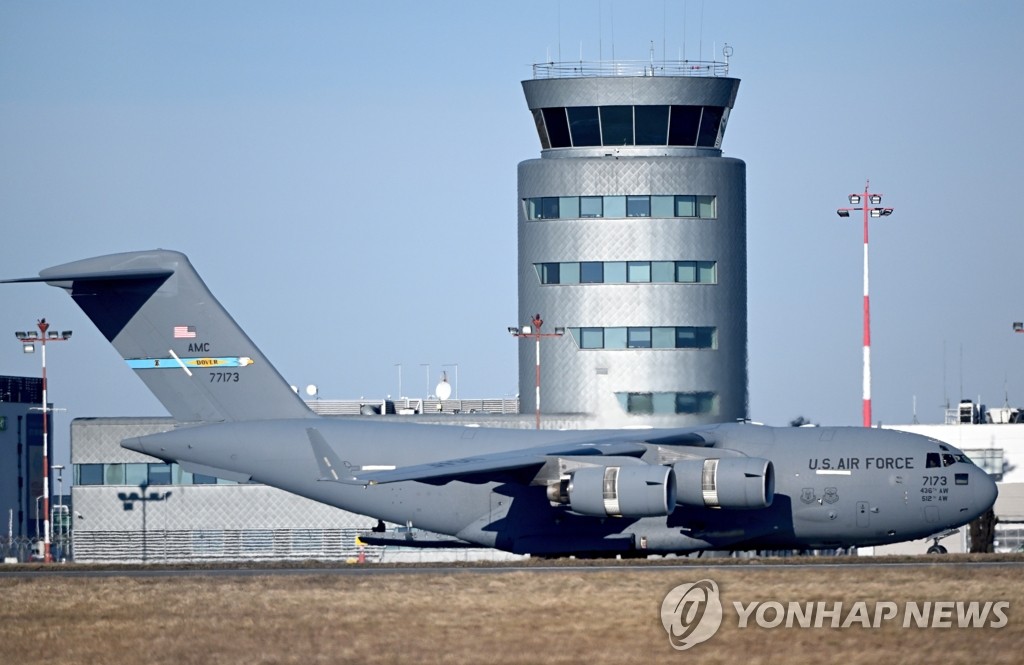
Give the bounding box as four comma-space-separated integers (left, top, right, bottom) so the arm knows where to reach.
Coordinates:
4, 553, 1023, 579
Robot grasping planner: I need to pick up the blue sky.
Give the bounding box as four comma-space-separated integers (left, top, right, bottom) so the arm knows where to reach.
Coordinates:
2, 1, 1023, 467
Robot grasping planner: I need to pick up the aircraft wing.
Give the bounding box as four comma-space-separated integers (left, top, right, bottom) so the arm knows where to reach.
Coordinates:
312, 428, 715, 486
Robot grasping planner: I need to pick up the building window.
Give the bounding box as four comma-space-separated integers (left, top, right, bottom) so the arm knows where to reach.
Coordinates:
626, 393, 654, 414
579, 328, 604, 349
580, 261, 604, 283
626, 195, 651, 217
533, 105, 725, 148
604, 327, 627, 349
605, 261, 627, 283
627, 327, 652, 348
148, 463, 172, 485
538, 263, 560, 285
635, 105, 669, 145
676, 392, 717, 414
567, 106, 601, 146
696, 106, 724, 147
627, 261, 651, 283
580, 196, 603, 218
677, 327, 717, 349
558, 196, 579, 219
526, 194, 716, 220
668, 106, 702, 145
570, 326, 716, 350
542, 107, 571, 148
535, 260, 715, 285
105, 463, 125, 485
604, 196, 626, 218
77, 464, 103, 486
697, 195, 716, 218
541, 197, 560, 219
600, 105, 634, 146
125, 463, 148, 486
616, 391, 717, 415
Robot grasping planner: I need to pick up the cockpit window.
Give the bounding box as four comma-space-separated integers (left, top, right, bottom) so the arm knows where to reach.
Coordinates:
928, 451, 970, 468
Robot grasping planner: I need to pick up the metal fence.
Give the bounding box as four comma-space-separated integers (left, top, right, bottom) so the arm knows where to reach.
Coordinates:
532, 59, 729, 79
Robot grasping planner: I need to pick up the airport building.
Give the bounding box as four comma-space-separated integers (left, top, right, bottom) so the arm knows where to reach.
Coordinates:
517, 61, 747, 427
0, 375, 55, 560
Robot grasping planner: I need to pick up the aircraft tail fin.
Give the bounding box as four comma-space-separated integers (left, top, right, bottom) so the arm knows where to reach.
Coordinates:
8, 249, 315, 423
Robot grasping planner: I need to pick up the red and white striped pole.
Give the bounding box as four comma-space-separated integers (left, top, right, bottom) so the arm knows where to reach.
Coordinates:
837, 181, 893, 428
861, 182, 872, 429
510, 314, 563, 430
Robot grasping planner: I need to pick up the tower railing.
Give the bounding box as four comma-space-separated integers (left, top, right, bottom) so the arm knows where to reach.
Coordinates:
532, 59, 729, 79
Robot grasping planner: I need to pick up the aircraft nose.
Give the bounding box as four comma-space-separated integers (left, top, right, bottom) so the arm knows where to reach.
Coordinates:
975, 468, 998, 514
121, 436, 147, 454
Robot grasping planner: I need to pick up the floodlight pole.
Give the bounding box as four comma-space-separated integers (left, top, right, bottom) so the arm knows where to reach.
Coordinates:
14, 319, 72, 562
836, 181, 894, 427
509, 314, 563, 430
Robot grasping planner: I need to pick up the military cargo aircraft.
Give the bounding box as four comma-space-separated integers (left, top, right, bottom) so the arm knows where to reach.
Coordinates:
4, 250, 998, 556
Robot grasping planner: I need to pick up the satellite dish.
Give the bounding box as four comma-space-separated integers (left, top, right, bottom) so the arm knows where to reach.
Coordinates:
436, 380, 452, 401
305, 384, 318, 397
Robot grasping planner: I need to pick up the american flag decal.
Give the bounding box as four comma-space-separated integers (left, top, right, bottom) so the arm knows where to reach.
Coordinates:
173, 325, 197, 339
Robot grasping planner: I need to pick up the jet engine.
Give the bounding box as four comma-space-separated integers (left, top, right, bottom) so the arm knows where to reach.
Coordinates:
673, 457, 774, 509
549, 464, 677, 518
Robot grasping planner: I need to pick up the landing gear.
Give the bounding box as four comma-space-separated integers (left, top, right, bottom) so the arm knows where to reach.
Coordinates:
925, 528, 958, 554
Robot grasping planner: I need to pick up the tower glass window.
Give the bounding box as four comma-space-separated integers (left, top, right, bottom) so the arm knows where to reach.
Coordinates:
627, 261, 651, 283
579, 328, 604, 349
542, 108, 571, 148
579, 262, 604, 283
635, 105, 669, 144
696, 106, 724, 147
626, 196, 651, 217
627, 327, 653, 348
567, 106, 601, 146
604, 196, 626, 218
668, 106, 702, 145
651, 196, 674, 218
600, 106, 634, 146
604, 261, 627, 283
580, 196, 603, 218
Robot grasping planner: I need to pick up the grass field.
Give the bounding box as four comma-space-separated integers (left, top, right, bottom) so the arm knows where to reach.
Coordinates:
2, 558, 1023, 664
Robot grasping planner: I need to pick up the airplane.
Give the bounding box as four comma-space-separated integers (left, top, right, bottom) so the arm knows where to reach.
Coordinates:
4, 249, 998, 557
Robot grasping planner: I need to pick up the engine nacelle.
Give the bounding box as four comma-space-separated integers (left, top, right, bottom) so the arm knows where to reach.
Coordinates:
560, 464, 677, 518
673, 457, 774, 509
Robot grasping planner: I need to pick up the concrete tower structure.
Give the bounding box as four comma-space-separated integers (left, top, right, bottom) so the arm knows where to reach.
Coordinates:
517, 59, 746, 427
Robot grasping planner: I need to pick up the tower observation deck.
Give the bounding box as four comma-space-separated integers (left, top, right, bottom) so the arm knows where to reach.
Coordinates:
517, 58, 746, 427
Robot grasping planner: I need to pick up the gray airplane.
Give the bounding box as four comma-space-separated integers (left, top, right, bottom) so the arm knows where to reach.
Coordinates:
5, 250, 998, 556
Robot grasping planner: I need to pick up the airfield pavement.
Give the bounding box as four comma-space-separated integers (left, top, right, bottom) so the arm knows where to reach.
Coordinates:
2, 555, 1023, 664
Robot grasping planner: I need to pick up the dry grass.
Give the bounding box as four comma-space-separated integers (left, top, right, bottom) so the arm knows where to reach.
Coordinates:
2, 561, 1023, 664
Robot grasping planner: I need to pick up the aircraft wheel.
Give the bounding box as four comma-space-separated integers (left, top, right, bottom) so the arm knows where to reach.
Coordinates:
926, 544, 948, 554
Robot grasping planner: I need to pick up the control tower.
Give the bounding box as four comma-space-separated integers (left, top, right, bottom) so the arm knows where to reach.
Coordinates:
517, 57, 746, 427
